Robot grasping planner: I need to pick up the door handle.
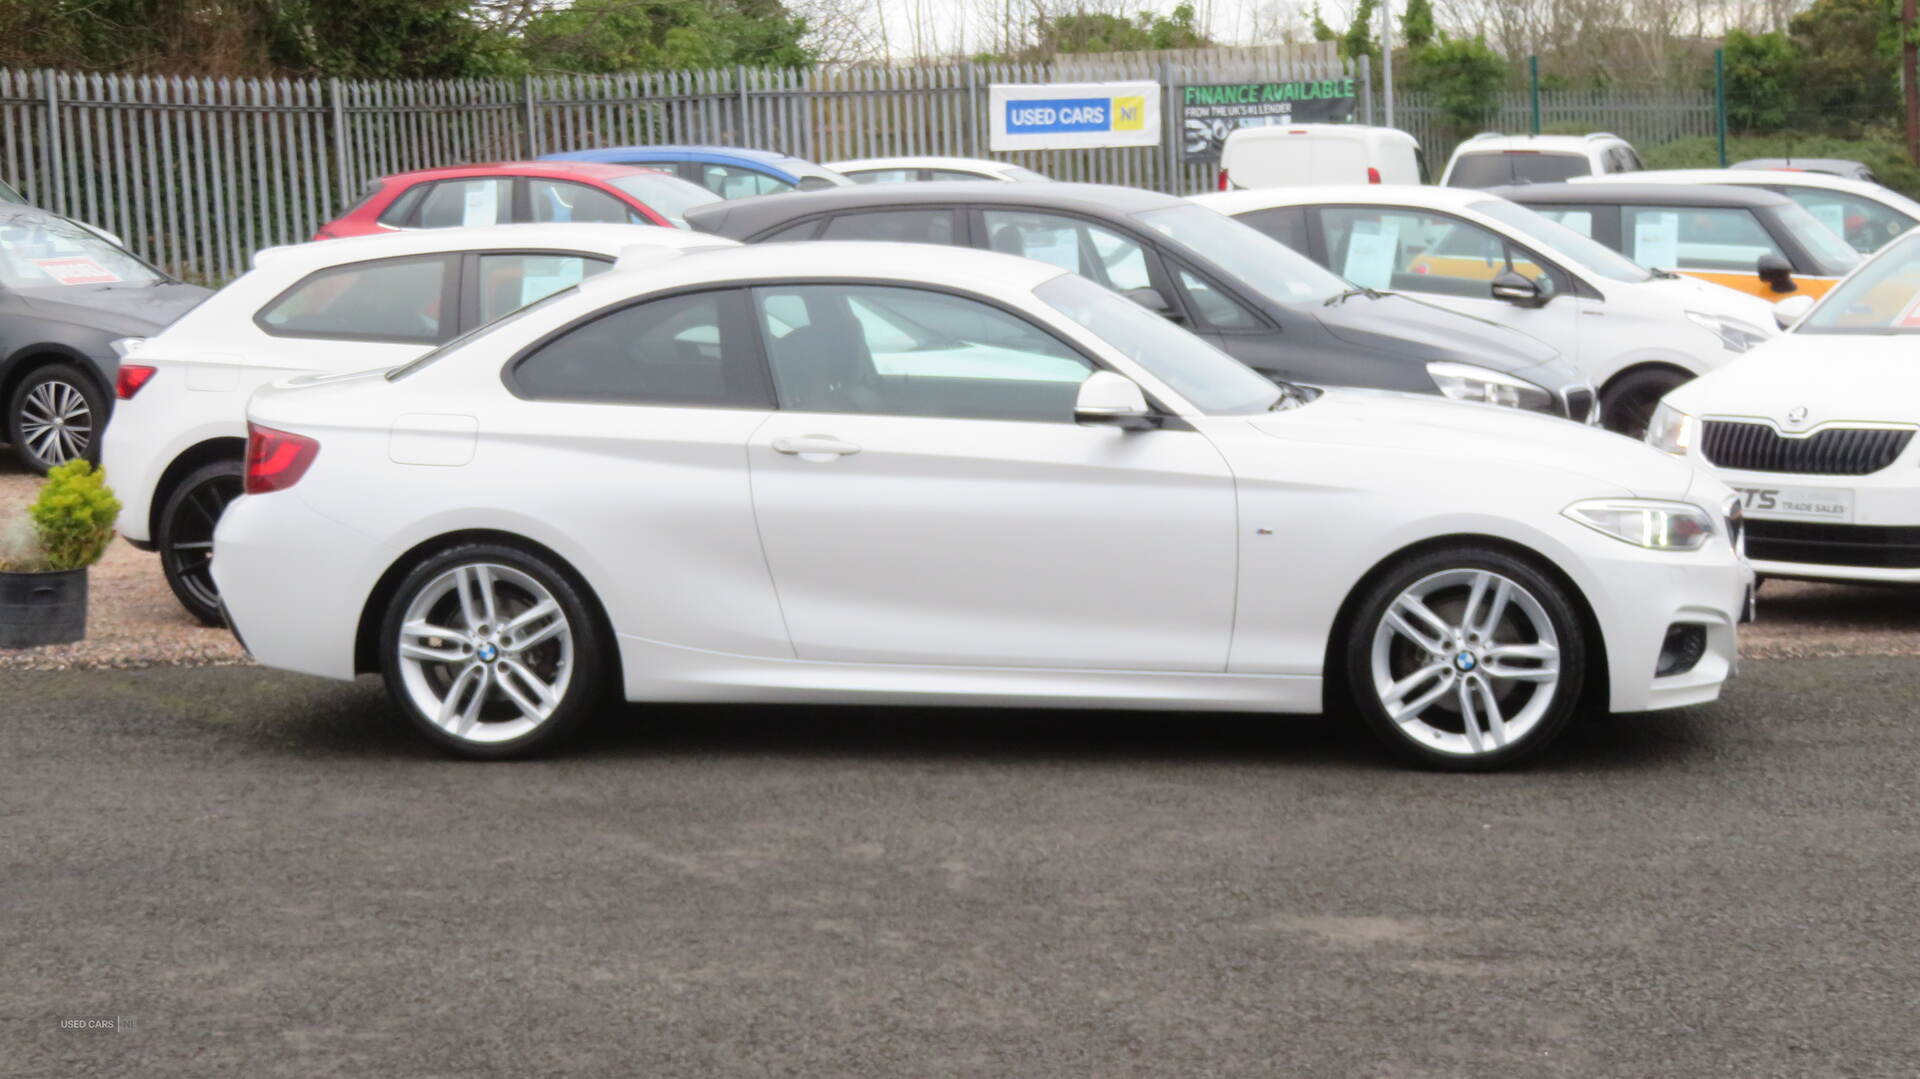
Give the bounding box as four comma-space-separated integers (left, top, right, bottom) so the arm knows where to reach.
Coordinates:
771, 434, 862, 457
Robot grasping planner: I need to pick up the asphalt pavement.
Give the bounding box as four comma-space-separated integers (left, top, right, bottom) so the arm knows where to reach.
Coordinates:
5, 659, 1919, 1077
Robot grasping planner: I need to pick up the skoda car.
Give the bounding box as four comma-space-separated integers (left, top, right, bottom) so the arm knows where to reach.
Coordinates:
1652, 228, 1920, 584
212, 242, 1750, 770
686, 183, 1598, 422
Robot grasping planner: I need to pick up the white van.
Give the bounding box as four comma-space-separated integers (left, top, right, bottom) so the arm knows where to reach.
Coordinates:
1217, 124, 1424, 190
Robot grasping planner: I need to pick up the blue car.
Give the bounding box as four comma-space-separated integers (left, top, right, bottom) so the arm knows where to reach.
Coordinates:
538, 145, 852, 200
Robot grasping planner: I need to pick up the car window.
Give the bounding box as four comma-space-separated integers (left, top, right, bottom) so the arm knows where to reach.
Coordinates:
606, 172, 723, 227
474, 254, 613, 326
1778, 186, 1912, 254
1470, 199, 1651, 283
820, 209, 956, 244
1446, 152, 1590, 188
1531, 207, 1595, 237
754, 283, 1094, 422
980, 210, 1152, 292
928, 169, 994, 182
512, 289, 770, 407
0, 212, 166, 289
0, 179, 24, 203
416, 179, 512, 228
256, 255, 452, 342
847, 168, 920, 184
1174, 266, 1262, 330
1623, 206, 1786, 272
1132, 203, 1346, 304
700, 164, 793, 199
1799, 232, 1920, 334
1234, 206, 1309, 253
759, 219, 824, 242
1772, 200, 1865, 274
529, 179, 639, 225
1319, 207, 1556, 298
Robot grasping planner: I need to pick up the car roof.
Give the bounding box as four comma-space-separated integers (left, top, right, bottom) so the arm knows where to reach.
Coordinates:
1732, 158, 1869, 176
682, 181, 1186, 237
250, 223, 730, 273
379, 161, 671, 184
1493, 181, 1792, 208
1192, 184, 1493, 215
1226, 124, 1418, 146
569, 240, 1070, 306
1582, 167, 1892, 197
827, 155, 1018, 173
540, 145, 838, 180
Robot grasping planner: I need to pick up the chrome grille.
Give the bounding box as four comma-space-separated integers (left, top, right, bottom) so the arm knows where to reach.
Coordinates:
1700, 421, 1914, 476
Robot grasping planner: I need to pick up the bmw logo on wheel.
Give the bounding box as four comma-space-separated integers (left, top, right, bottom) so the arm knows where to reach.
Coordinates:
1455, 651, 1477, 672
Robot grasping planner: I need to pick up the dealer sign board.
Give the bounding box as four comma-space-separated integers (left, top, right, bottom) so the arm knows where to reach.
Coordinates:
989, 82, 1162, 151
1180, 79, 1358, 162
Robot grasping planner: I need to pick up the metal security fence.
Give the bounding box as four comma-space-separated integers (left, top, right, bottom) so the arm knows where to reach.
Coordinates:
1395, 88, 1718, 167
0, 46, 1354, 283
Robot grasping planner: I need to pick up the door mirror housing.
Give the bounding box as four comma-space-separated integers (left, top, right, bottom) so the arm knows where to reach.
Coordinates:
1073, 371, 1159, 430
1490, 269, 1546, 307
1121, 286, 1182, 322
1756, 253, 1797, 293
1772, 293, 1815, 328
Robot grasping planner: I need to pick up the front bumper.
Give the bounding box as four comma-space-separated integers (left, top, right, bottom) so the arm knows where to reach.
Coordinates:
1702, 463, 1920, 585
1573, 538, 1753, 714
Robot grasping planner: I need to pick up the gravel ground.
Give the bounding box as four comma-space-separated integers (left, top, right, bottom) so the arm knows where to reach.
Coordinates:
1, 452, 1915, 669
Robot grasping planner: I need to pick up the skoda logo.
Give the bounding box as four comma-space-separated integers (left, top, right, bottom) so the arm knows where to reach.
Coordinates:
1455, 651, 1477, 673
1786, 406, 1810, 427
476, 642, 499, 663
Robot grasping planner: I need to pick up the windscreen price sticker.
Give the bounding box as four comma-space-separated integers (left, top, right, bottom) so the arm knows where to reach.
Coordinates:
31, 256, 122, 286
1733, 485, 1852, 521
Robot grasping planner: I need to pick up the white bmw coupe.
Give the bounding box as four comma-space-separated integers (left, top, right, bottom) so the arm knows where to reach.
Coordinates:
211, 242, 1752, 769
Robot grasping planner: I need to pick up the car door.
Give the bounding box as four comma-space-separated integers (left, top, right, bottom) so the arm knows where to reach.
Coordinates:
745, 280, 1238, 671
1312, 206, 1583, 367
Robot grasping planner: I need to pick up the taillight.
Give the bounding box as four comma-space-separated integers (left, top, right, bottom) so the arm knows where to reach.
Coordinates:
1217, 168, 1229, 191
1367, 166, 1382, 184
245, 422, 320, 494
115, 364, 157, 399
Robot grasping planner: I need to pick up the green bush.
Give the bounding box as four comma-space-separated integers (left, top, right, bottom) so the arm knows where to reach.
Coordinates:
19, 461, 121, 572
1639, 130, 1920, 200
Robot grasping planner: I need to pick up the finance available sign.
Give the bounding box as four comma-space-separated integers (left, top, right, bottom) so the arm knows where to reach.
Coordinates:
1180, 79, 1358, 162
989, 82, 1161, 151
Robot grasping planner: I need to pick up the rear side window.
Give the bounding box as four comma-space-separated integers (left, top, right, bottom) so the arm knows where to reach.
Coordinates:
511, 289, 772, 408
256, 254, 453, 343
820, 209, 956, 243
1447, 152, 1590, 188
1234, 206, 1309, 253
416, 179, 512, 228
529, 179, 638, 225
1623, 206, 1786, 271
474, 254, 612, 325
847, 168, 919, 184
700, 164, 793, 199
376, 183, 428, 227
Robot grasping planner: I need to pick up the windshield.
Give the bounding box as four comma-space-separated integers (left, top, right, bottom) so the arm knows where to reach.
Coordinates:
1447, 151, 1589, 188
1797, 233, 1920, 335
1773, 200, 1865, 275
1131, 203, 1348, 304
610, 173, 724, 227
0, 210, 165, 289
1470, 198, 1653, 283
1035, 272, 1282, 415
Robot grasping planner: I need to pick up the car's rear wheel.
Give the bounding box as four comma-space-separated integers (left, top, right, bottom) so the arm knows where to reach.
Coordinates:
1600, 367, 1690, 440
379, 543, 606, 759
8, 363, 105, 473
1345, 546, 1586, 770
157, 459, 244, 626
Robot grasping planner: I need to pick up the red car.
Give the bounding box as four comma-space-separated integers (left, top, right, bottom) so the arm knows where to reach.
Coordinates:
314, 161, 724, 240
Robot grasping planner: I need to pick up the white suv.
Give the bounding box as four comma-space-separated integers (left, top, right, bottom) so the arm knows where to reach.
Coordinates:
1442, 133, 1642, 188
102, 224, 732, 624
1190, 185, 1778, 435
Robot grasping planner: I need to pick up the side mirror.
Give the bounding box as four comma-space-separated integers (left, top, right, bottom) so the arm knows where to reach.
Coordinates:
1073, 371, 1159, 430
1757, 253, 1796, 293
1772, 293, 1815, 329
1490, 269, 1546, 307
1122, 286, 1183, 322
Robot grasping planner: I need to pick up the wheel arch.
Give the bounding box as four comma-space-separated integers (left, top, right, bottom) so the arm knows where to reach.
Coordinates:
1, 344, 111, 414
1598, 359, 1696, 400
352, 529, 623, 687
1320, 532, 1610, 716
149, 437, 248, 539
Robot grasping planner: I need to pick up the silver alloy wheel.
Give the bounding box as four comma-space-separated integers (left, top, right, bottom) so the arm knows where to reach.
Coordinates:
1368, 568, 1561, 757
20, 379, 93, 465
394, 562, 574, 745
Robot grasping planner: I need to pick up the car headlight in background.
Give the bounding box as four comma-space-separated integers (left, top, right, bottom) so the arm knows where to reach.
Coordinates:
1685, 311, 1772, 352
1564, 499, 1716, 551
1426, 362, 1556, 413
1646, 401, 1698, 455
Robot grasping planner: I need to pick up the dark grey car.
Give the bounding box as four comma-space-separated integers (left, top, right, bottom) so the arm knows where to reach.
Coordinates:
0, 207, 210, 472
685, 183, 1597, 421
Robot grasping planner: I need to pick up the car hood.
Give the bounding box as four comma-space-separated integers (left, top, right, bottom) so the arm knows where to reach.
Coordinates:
1665, 333, 1920, 425
20, 282, 212, 336
1310, 292, 1561, 368
1641, 273, 1778, 328
1247, 387, 1703, 499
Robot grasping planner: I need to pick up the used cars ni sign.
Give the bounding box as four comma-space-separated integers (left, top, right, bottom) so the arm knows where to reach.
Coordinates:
211, 243, 1752, 770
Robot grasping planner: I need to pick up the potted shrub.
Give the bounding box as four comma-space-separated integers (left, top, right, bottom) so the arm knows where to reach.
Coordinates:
0, 460, 121, 648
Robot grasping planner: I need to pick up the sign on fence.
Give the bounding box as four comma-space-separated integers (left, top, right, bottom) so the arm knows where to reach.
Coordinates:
1178, 79, 1357, 161
988, 82, 1161, 151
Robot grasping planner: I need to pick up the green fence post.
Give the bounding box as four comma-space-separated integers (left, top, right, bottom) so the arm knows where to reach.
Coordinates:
1529, 56, 1540, 135
1714, 48, 1728, 167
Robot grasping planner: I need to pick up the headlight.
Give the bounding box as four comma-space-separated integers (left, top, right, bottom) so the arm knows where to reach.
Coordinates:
1565, 499, 1716, 551
1426, 362, 1556, 413
1685, 311, 1772, 352
1646, 401, 1698, 455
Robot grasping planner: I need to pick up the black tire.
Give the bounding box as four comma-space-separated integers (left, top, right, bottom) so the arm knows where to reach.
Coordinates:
1600, 367, 1691, 440
7, 362, 107, 474
156, 458, 245, 626
1343, 545, 1587, 771
379, 542, 607, 760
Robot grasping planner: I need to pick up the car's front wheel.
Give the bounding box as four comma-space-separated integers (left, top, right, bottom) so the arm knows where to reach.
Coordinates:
8, 363, 106, 473
379, 543, 607, 759
1600, 367, 1690, 440
1346, 546, 1586, 770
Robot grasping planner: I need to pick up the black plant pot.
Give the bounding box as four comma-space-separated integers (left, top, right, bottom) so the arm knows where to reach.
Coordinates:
0, 568, 87, 648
